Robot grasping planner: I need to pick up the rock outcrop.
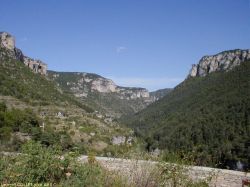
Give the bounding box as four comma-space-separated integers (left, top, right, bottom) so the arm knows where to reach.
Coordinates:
117, 87, 150, 100
0, 32, 15, 50
91, 78, 117, 93
85, 75, 150, 100
23, 56, 47, 75
0, 32, 47, 75
189, 49, 250, 77
49, 72, 155, 101
48, 71, 170, 117
111, 136, 133, 145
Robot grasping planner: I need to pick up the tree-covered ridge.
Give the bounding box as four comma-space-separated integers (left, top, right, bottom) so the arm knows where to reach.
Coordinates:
125, 61, 250, 170
150, 88, 172, 100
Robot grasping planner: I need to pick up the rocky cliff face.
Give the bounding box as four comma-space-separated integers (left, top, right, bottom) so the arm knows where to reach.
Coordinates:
189, 49, 250, 77
89, 76, 151, 100
0, 32, 15, 50
49, 71, 153, 100
91, 78, 117, 93
0, 32, 47, 75
23, 56, 47, 75
48, 71, 170, 117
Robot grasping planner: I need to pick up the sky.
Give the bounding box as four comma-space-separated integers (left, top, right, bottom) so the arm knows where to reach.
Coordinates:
0, 0, 250, 91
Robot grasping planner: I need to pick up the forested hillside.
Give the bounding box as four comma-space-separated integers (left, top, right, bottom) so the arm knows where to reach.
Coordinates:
0, 48, 93, 112
125, 61, 250, 169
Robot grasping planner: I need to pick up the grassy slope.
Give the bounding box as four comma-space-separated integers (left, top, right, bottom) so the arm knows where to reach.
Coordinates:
125, 61, 250, 168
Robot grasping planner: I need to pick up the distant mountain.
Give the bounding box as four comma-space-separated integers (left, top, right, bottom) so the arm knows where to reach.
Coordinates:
48, 71, 171, 117
150, 88, 172, 101
0, 31, 171, 118
124, 49, 250, 170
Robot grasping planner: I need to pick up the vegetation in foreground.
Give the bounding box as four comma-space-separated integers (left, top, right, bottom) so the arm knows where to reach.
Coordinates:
0, 141, 209, 187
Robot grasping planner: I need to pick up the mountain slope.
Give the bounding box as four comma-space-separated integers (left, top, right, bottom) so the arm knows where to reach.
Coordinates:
125, 52, 250, 169
48, 71, 169, 117
0, 32, 135, 155
150, 88, 172, 101
0, 52, 97, 116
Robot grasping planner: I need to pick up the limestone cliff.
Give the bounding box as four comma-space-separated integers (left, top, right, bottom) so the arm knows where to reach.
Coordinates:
189, 49, 250, 77
0, 32, 47, 75
23, 56, 47, 75
48, 71, 170, 117
0, 32, 15, 50
90, 76, 151, 100
49, 71, 154, 101
91, 78, 117, 93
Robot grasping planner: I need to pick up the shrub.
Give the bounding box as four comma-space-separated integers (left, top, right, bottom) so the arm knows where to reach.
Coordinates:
159, 162, 209, 187
0, 102, 7, 112
0, 141, 126, 186
0, 126, 12, 141
0, 141, 68, 184
88, 152, 96, 164
61, 163, 104, 187
0, 141, 210, 187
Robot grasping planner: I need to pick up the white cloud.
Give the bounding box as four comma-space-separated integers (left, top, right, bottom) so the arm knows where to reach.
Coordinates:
116, 46, 127, 53
107, 77, 184, 91
19, 37, 28, 42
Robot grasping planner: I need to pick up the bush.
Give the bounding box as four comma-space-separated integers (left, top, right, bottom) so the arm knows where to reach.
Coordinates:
0, 141, 210, 186
0, 141, 68, 184
0, 126, 12, 141
61, 163, 104, 187
0, 102, 7, 112
0, 141, 126, 186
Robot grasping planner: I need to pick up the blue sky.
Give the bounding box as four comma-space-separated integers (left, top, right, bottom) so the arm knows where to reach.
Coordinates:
1, 0, 250, 91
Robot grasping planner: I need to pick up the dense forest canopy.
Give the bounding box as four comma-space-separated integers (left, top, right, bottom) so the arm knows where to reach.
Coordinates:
124, 61, 250, 170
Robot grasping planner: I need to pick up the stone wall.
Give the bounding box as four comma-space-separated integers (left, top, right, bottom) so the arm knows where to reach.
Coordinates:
78, 156, 250, 187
